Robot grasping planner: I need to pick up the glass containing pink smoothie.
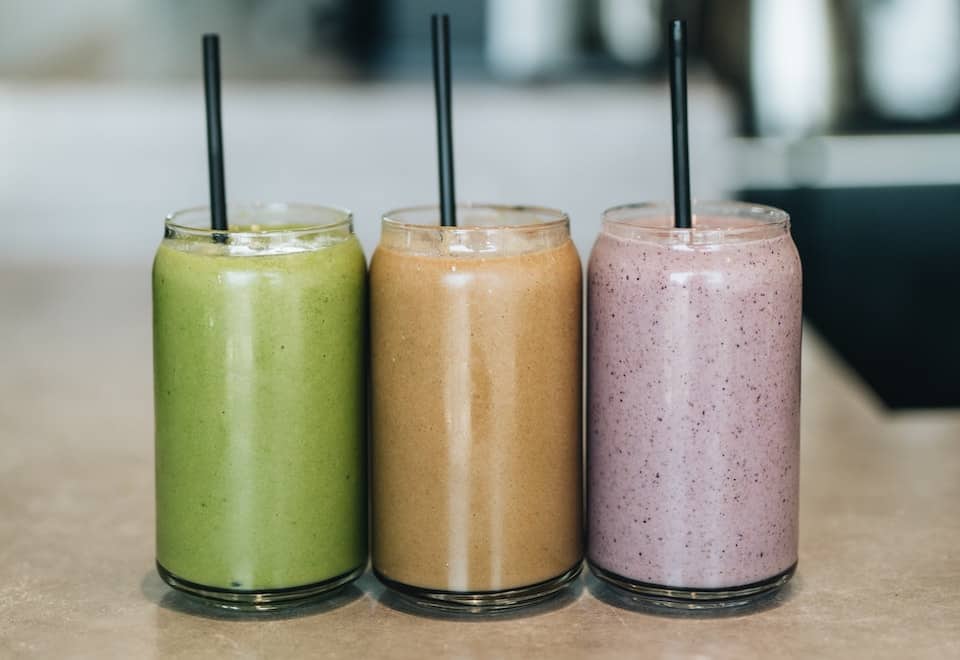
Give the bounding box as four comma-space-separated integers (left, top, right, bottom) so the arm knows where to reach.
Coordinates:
587, 201, 802, 609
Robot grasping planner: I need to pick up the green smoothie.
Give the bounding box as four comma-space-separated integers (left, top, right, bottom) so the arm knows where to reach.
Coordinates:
153, 208, 366, 597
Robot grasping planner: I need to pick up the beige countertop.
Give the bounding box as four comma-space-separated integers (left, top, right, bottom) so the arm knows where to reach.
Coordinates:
1, 266, 958, 659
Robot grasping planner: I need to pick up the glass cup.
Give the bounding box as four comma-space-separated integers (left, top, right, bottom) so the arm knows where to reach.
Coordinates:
153, 202, 367, 609
370, 204, 583, 611
586, 201, 802, 609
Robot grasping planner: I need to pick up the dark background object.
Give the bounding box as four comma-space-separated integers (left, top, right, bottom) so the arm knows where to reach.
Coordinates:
740, 184, 960, 409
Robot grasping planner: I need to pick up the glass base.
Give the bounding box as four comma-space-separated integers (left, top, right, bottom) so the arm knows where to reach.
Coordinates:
374, 562, 583, 613
588, 561, 796, 610
156, 561, 364, 612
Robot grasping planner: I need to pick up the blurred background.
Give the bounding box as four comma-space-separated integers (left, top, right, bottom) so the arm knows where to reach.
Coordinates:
1, 0, 957, 408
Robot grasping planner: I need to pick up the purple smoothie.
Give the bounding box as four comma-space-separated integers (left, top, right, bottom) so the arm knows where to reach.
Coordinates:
587, 202, 802, 592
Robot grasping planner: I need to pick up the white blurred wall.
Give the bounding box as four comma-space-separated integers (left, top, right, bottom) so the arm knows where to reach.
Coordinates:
0, 81, 736, 266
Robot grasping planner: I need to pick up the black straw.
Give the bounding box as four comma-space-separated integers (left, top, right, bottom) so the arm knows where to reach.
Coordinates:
203, 34, 228, 239
431, 14, 457, 227
668, 20, 692, 229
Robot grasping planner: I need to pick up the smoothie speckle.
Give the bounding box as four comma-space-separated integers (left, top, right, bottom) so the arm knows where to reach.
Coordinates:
371, 239, 583, 593
153, 235, 367, 591
587, 223, 801, 589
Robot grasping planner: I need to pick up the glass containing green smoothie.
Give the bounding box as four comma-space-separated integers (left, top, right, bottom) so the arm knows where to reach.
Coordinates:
153, 202, 367, 609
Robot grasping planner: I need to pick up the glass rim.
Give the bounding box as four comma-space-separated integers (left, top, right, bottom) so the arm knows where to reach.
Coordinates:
382, 202, 569, 231
602, 200, 789, 236
164, 202, 353, 238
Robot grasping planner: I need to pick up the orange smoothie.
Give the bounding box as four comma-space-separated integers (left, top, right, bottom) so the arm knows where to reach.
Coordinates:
370, 205, 583, 607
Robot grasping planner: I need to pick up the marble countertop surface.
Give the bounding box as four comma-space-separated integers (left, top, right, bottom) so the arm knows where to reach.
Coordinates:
1, 266, 958, 659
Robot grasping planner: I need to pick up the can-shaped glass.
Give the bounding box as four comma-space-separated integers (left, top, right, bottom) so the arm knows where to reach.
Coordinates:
587, 201, 802, 609
153, 203, 367, 609
371, 204, 583, 610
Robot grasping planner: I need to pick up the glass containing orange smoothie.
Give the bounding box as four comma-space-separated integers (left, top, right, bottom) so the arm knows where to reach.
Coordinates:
370, 204, 583, 610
